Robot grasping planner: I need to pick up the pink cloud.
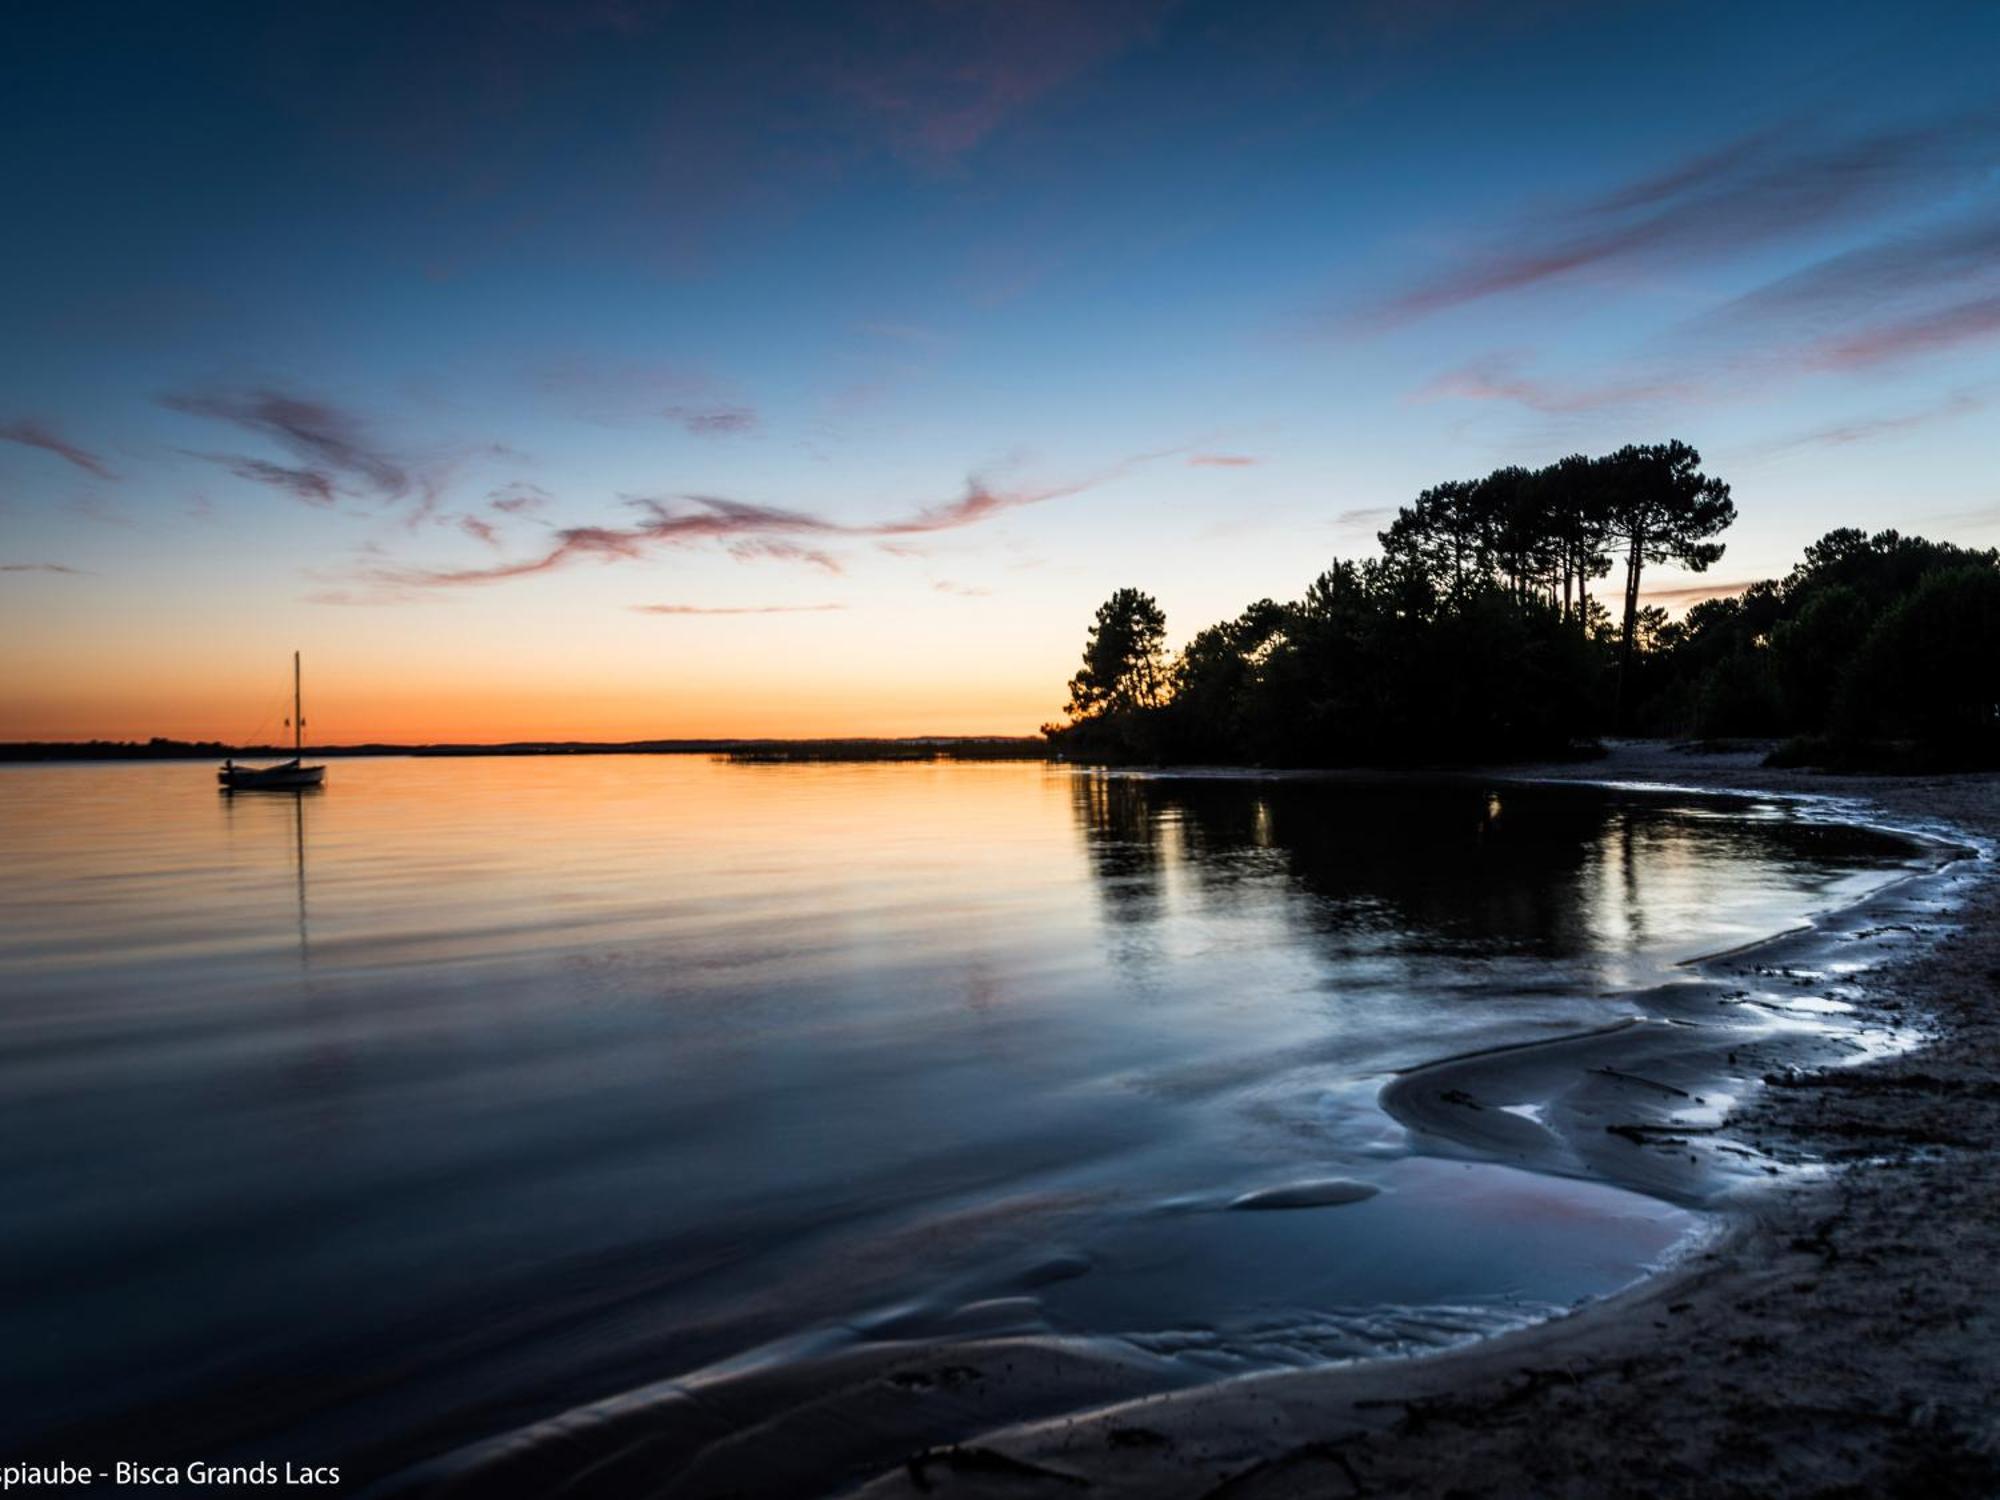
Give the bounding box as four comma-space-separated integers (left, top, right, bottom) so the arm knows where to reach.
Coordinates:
1705, 212, 2000, 332
1640, 579, 1755, 609
1805, 294, 2000, 371
726, 538, 844, 573
1370, 113, 1999, 325
1415, 356, 1696, 413
373, 448, 1173, 588
1189, 453, 1258, 468
870, 476, 1087, 535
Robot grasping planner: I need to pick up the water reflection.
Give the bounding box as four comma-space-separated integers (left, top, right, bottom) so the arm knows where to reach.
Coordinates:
0, 759, 1918, 1480
1067, 773, 1883, 988
220, 785, 315, 968
1070, 773, 1169, 925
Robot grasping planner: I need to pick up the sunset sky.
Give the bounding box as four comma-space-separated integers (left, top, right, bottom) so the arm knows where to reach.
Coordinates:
4, 0, 1997, 742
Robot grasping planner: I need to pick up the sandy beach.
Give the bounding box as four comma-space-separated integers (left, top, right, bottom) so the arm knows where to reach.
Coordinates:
379, 744, 2000, 1499
828, 745, 2000, 1500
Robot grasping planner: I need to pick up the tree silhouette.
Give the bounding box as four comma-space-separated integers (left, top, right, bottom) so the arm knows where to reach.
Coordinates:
1478, 465, 1554, 604
1839, 565, 2000, 750
1047, 491, 1996, 769
1378, 458, 1621, 618
1379, 480, 1481, 602
1046, 450, 1999, 770
1597, 440, 1735, 717
1533, 453, 1612, 626
1066, 588, 1169, 720
1169, 598, 1288, 760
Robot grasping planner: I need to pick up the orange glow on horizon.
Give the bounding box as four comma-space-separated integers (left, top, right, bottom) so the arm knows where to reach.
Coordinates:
1, 597, 1075, 744
1, 676, 1061, 744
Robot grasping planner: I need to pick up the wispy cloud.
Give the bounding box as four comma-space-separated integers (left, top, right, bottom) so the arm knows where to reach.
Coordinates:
869, 475, 1092, 535
665, 402, 759, 436
1707, 212, 2000, 332
372, 449, 1170, 588
1414, 210, 2000, 418
0, 419, 117, 479
1750, 387, 1993, 457
1414, 356, 1695, 413
1583, 125, 1791, 219
1188, 453, 1258, 467
370, 496, 832, 587
1803, 293, 2000, 371
632, 601, 847, 615
489, 481, 552, 514
725, 538, 844, 573
534, 359, 758, 433
1640, 578, 1755, 608
933, 579, 992, 597
1333, 506, 1394, 528
628, 494, 839, 536
1372, 112, 2000, 324
1, 561, 88, 574
1605, 205, 2000, 400
163, 387, 417, 505
196, 453, 338, 506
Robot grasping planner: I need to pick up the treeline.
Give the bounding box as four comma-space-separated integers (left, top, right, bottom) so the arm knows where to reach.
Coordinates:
1047, 441, 2000, 769
1636, 528, 2000, 765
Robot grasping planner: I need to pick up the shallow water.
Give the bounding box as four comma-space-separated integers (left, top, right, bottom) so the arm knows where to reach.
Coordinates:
0, 758, 1918, 1472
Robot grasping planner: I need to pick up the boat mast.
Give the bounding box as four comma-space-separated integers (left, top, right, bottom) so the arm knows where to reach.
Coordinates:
294, 650, 303, 755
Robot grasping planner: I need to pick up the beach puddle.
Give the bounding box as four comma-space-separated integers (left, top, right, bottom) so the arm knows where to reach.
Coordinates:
1028, 1157, 1697, 1371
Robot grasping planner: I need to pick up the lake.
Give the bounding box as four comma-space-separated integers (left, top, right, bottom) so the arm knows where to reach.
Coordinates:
0, 757, 1919, 1481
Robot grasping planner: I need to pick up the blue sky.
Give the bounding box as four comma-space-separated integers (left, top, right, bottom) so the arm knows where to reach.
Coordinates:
3, 0, 1997, 739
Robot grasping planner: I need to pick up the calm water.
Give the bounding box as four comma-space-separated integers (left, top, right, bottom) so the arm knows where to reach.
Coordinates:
0, 758, 1916, 1475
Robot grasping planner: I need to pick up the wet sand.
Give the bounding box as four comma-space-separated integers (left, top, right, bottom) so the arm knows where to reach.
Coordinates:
833, 746, 2000, 1499
390, 746, 2000, 1498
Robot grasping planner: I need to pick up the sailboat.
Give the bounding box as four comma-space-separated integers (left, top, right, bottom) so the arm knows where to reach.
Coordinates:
219, 652, 327, 792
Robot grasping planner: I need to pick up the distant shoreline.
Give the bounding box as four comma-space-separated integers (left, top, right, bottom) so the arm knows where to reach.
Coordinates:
0, 736, 1053, 763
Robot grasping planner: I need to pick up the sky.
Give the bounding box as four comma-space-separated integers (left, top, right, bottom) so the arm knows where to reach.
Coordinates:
3, 0, 1997, 742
